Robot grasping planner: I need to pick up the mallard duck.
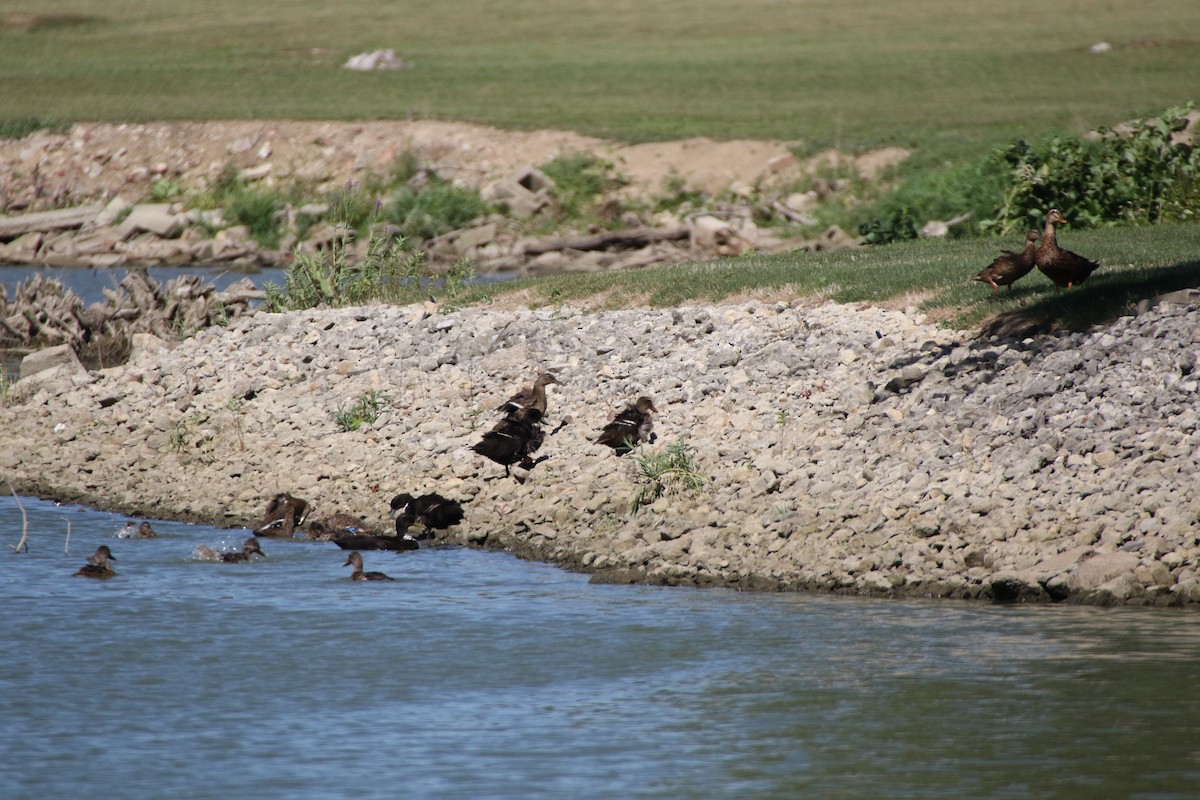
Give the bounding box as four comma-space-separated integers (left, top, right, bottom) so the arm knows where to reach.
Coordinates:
255, 492, 310, 537
117, 521, 157, 539
328, 527, 420, 551
197, 536, 265, 563
74, 545, 117, 579
390, 492, 466, 537
306, 513, 372, 540
973, 230, 1041, 297
471, 406, 547, 477
1036, 209, 1100, 288
596, 396, 658, 454
497, 371, 559, 417
343, 551, 397, 581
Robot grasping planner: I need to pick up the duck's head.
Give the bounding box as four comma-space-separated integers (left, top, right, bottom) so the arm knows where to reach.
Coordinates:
536, 371, 560, 387
91, 545, 116, 565
342, 551, 363, 569
389, 493, 416, 514
1026, 230, 1042, 243
1047, 209, 1068, 226
635, 396, 658, 413
243, 537, 264, 556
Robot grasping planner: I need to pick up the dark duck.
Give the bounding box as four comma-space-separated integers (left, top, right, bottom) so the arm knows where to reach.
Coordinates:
255, 492, 310, 538
973, 230, 1040, 297
343, 551, 397, 581
471, 405, 547, 477
197, 536, 266, 563
316, 514, 420, 551
306, 513, 372, 541
74, 545, 117, 579
596, 396, 658, 454
1036, 208, 1100, 288
390, 492, 465, 539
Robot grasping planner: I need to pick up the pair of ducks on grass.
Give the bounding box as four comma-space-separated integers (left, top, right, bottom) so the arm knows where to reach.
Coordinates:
471, 371, 659, 478
973, 208, 1101, 297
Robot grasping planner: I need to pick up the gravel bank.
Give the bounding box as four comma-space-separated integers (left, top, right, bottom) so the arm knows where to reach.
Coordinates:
3, 296, 1198, 606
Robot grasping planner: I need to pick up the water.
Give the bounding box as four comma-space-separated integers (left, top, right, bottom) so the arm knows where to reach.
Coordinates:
0, 263, 288, 307
3, 495, 1200, 799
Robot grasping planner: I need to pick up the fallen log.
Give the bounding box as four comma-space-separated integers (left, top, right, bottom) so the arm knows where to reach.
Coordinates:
0, 204, 105, 240
524, 225, 689, 256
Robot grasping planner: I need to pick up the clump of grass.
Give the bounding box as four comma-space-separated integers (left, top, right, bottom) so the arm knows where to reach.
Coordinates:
225, 187, 284, 247
262, 233, 427, 311
0, 117, 68, 139
335, 390, 387, 432
630, 439, 708, 514
382, 178, 487, 241
540, 152, 625, 222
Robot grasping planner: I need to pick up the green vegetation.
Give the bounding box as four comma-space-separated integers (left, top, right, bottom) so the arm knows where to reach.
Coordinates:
383, 178, 487, 241
630, 439, 708, 514
1, 1, 1195, 153
335, 391, 387, 432
540, 153, 624, 223
0, 117, 67, 139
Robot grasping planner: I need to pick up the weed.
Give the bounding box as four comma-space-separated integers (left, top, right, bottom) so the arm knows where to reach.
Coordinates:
224, 397, 246, 451
150, 178, 184, 202
335, 390, 387, 432
0, 117, 67, 139
225, 188, 284, 248
262, 233, 429, 311
540, 152, 625, 222
383, 178, 487, 241
630, 439, 708, 514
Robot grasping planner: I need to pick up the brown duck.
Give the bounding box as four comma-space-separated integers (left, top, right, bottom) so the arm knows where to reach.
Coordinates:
197, 536, 266, 563
74, 545, 117, 579
472, 406, 547, 477
496, 371, 559, 417
596, 396, 658, 454
1036, 209, 1100, 288
255, 492, 310, 538
973, 230, 1041, 297
343, 551, 397, 581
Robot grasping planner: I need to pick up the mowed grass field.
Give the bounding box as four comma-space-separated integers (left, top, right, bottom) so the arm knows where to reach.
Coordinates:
1, 0, 1197, 154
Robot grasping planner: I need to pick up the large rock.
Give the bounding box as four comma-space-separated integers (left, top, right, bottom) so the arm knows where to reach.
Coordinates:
19, 344, 86, 380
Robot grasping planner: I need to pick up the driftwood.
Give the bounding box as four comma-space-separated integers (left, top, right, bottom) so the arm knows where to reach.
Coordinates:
0, 269, 263, 349
524, 226, 689, 256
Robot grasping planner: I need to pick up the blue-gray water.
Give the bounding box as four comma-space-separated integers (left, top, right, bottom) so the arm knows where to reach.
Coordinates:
3, 497, 1200, 799
0, 263, 287, 307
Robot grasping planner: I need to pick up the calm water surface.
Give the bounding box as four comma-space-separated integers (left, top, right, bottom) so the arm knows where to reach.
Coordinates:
3, 495, 1200, 799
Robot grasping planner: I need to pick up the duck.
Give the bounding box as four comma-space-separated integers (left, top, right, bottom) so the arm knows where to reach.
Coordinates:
196, 537, 266, 563
118, 521, 157, 539
74, 545, 117, 579
973, 230, 1041, 297
596, 396, 658, 454
305, 513, 372, 541
343, 551, 397, 581
1036, 209, 1100, 288
255, 492, 310, 538
497, 371, 559, 417
471, 405, 547, 477
390, 492, 466, 538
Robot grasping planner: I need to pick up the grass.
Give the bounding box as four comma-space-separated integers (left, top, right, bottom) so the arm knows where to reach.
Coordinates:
335, 391, 387, 432
631, 439, 708, 514
467, 222, 1200, 332
1, 1, 1197, 159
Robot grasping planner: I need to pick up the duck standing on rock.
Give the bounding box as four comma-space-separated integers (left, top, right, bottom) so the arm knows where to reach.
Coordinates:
973, 230, 1041, 297
497, 371, 559, 418
471, 406, 547, 477
74, 545, 117, 579
596, 396, 658, 454
343, 551, 397, 581
196, 537, 266, 563
1036, 208, 1101, 288
390, 492, 465, 538
255, 493, 310, 538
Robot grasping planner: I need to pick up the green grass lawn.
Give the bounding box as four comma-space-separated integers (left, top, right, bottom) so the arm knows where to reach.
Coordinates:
1, 0, 1197, 157
474, 223, 1200, 332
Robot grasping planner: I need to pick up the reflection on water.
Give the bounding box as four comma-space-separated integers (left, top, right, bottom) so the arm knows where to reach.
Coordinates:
2, 495, 1200, 799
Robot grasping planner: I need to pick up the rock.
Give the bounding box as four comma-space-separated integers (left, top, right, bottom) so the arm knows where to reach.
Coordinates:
20, 344, 86, 380
117, 204, 185, 239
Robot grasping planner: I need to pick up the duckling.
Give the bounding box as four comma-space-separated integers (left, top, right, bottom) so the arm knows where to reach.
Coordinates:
255, 492, 310, 538
197, 537, 266, 563
471, 406, 547, 477
343, 551, 397, 581
74, 545, 117, 579
596, 396, 658, 454
1036, 209, 1100, 288
973, 230, 1040, 297
390, 492, 466, 538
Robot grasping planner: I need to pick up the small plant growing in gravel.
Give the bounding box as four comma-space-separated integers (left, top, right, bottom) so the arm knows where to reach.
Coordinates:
630, 439, 708, 514
262, 233, 428, 311
335, 390, 387, 432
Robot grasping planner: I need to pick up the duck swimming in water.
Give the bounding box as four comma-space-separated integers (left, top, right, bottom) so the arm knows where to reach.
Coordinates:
973, 230, 1041, 297
1036, 209, 1101, 288
255, 492, 310, 538
74, 545, 117, 579
196, 537, 266, 563
305, 513, 372, 541
596, 396, 658, 454
343, 551, 397, 581
390, 492, 465, 538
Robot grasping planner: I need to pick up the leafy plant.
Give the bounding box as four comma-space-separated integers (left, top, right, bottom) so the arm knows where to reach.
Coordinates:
335, 390, 387, 432
262, 233, 429, 312
225, 187, 284, 247
383, 178, 486, 241
630, 439, 708, 513
540, 152, 625, 221
859, 205, 919, 244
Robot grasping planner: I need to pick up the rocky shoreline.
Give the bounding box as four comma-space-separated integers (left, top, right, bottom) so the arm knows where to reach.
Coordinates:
3, 293, 1199, 607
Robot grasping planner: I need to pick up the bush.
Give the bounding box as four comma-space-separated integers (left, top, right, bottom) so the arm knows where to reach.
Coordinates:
382, 178, 486, 241
225, 188, 284, 247
540, 152, 625, 221
262, 234, 429, 312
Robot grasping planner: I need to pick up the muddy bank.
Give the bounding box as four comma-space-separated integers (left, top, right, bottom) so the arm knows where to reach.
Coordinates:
2, 296, 1199, 605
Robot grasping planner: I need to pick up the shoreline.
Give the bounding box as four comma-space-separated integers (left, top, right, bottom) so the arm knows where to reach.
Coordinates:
3, 296, 1199, 606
